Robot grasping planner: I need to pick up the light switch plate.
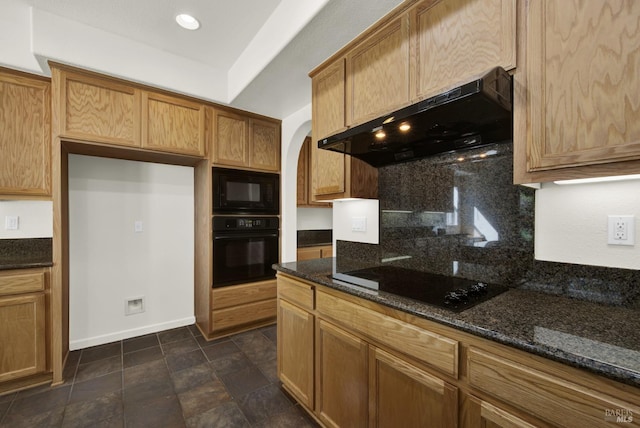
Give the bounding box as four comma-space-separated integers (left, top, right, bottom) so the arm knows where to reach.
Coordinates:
4, 216, 19, 230
351, 217, 367, 232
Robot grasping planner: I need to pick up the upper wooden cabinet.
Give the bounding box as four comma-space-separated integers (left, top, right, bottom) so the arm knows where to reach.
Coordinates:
212, 109, 249, 167
249, 119, 280, 172
142, 91, 206, 156
53, 64, 209, 158
310, 144, 378, 201
0, 69, 51, 196
297, 137, 331, 207
56, 68, 141, 148
212, 108, 281, 172
522, 0, 640, 177
346, 14, 411, 125
312, 60, 346, 142
411, 0, 516, 100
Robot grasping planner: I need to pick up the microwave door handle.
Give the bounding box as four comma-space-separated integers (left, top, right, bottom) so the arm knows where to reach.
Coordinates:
214, 233, 279, 240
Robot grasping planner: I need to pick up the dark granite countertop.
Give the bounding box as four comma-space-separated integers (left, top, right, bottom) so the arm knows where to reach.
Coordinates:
0, 238, 53, 270
274, 258, 640, 388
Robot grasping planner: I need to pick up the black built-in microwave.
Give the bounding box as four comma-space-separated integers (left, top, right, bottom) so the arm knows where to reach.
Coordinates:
213, 168, 279, 215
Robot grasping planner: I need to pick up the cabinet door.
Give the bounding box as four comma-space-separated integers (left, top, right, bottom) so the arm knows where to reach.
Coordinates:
142, 91, 206, 156
527, 0, 640, 172
0, 293, 46, 382
250, 119, 280, 171
312, 60, 346, 141
212, 109, 249, 167
0, 71, 51, 196
316, 320, 368, 428
346, 15, 410, 125
297, 137, 310, 205
467, 396, 539, 428
411, 0, 516, 100
297, 247, 323, 261
311, 142, 346, 198
58, 69, 141, 147
277, 299, 314, 409
369, 347, 458, 428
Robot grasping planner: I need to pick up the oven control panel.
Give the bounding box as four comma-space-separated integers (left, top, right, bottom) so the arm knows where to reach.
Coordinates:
213, 216, 279, 231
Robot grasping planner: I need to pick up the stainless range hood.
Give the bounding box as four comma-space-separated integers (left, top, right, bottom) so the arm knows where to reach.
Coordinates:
318, 67, 513, 167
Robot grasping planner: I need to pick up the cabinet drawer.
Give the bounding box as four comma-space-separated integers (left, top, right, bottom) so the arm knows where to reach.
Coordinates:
0, 272, 45, 296
277, 275, 314, 311
211, 280, 276, 310
317, 290, 458, 378
467, 347, 640, 428
210, 298, 276, 333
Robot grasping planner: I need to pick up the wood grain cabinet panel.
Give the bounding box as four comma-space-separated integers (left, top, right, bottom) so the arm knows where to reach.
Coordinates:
0, 293, 46, 382
278, 299, 314, 410
212, 109, 281, 172
467, 347, 640, 428
411, 0, 516, 100
297, 137, 331, 207
142, 91, 206, 156
312, 60, 346, 142
346, 15, 410, 126
59, 70, 140, 147
212, 109, 249, 167
249, 119, 280, 172
370, 347, 458, 428
525, 0, 640, 173
316, 320, 368, 428
467, 396, 539, 428
0, 70, 51, 196
317, 289, 459, 378
209, 280, 276, 335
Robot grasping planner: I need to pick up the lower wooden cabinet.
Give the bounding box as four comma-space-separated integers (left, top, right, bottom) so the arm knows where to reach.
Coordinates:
297, 245, 333, 261
370, 347, 458, 428
0, 269, 48, 386
208, 280, 276, 338
277, 298, 314, 409
316, 320, 368, 428
467, 396, 539, 428
277, 273, 640, 428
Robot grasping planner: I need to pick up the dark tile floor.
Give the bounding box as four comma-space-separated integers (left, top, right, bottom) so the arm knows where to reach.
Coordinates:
0, 324, 318, 427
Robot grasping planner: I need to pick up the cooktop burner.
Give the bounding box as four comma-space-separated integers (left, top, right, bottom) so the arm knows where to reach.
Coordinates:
332, 265, 508, 312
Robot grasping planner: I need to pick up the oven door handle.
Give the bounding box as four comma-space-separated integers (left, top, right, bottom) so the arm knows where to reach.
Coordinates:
213, 233, 279, 240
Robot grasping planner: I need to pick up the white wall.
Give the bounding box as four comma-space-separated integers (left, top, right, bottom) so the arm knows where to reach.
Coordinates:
536, 180, 640, 270
297, 207, 333, 230
68, 155, 194, 349
333, 199, 380, 248
281, 104, 312, 262
0, 201, 52, 239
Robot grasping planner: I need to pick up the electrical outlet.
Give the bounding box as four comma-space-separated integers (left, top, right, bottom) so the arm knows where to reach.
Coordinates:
607, 215, 635, 246
134, 220, 143, 233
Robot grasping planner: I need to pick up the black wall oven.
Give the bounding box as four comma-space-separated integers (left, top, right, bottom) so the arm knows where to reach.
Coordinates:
213, 168, 279, 215
212, 216, 279, 288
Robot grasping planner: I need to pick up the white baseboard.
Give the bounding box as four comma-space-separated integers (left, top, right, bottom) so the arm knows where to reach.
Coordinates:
69, 316, 196, 350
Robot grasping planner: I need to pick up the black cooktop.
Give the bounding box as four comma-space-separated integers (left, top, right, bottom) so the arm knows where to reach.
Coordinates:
332, 265, 508, 312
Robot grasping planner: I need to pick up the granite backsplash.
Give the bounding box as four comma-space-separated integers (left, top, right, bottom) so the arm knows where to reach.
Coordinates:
336, 142, 640, 308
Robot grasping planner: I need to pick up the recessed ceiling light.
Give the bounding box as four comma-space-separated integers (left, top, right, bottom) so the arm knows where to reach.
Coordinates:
176, 14, 200, 30
399, 123, 411, 132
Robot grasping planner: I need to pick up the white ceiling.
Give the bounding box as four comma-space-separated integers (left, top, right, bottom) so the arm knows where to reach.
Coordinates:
16, 0, 405, 119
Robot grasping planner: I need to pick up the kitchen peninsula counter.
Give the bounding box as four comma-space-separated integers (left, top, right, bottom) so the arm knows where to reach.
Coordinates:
274, 257, 640, 388
0, 238, 53, 270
